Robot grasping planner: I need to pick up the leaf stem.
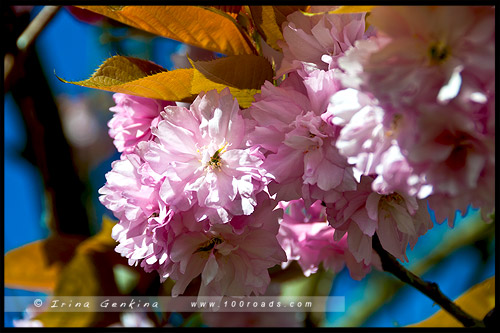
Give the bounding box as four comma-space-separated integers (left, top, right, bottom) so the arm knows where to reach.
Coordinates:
372, 234, 485, 328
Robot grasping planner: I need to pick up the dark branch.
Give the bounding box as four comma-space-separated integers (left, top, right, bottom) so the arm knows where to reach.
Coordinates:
372, 234, 485, 328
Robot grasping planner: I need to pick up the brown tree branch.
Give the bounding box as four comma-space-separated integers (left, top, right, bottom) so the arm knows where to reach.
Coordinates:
5, 6, 91, 236
372, 234, 485, 328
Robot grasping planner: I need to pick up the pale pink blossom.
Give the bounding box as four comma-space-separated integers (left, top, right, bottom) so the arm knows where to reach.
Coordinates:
337, 6, 495, 112
163, 195, 286, 297
249, 71, 356, 205
98, 153, 172, 269
99, 153, 286, 297
324, 88, 429, 197
277, 7, 372, 76
108, 93, 174, 154
143, 88, 272, 224
278, 199, 372, 280
400, 104, 493, 199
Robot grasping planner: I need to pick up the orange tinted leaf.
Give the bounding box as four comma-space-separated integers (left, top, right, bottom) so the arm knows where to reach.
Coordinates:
58, 55, 196, 102
61, 54, 270, 108
4, 235, 84, 292
77, 6, 254, 55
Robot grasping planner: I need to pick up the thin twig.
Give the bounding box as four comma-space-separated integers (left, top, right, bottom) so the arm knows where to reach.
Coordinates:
372, 234, 485, 328
333, 213, 493, 327
17, 6, 62, 52
4, 6, 61, 91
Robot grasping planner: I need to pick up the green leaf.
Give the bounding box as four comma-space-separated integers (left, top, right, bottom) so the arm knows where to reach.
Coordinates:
77, 6, 255, 55
113, 264, 140, 295
409, 276, 495, 327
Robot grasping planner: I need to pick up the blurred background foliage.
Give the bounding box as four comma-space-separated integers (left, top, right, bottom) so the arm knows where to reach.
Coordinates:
3, 5, 495, 328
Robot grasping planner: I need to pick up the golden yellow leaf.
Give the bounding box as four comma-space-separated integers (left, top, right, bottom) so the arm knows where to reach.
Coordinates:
60, 54, 270, 108
4, 235, 85, 292
77, 6, 255, 55
191, 69, 260, 108
58, 55, 196, 102
409, 276, 495, 327
248, 6, 308, 51
249, 6, 284, 51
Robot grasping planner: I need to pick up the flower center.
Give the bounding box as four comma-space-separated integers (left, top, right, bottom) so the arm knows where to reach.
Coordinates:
428, 41, 450, 65
193, 236, 223, 254
383, 192, 405, 205
385, 114, 402, 138
205, 142, 229, 171
208, 150, 223, 170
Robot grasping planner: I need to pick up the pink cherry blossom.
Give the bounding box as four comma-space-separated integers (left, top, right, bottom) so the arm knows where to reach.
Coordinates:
277, 7, 372, 76
278, 199, 372, 280
400, 104, 493, 198
337, 6, 495, 113
163, 194, 286, 297
249, 71, 356, 205
98, 153, 172, 269
99, 152, 286, 297
108, 93, 174, 154
142, 88, 272, 224
324, 88, 429, 197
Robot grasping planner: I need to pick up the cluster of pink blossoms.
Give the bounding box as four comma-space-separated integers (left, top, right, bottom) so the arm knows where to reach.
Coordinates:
99, 6, 495, 296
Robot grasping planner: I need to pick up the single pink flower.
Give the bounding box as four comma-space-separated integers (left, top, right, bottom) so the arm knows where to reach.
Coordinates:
400, 104, 493, 199
142, 88, 272, 224
324, 88, 429, 197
